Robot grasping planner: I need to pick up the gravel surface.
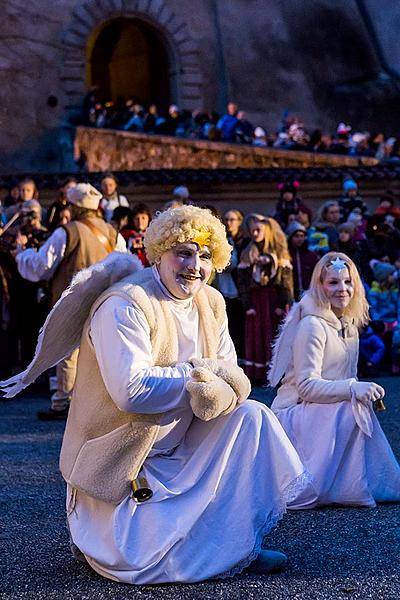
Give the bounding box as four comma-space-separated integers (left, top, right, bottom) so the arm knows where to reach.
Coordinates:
1, 378, 399, 599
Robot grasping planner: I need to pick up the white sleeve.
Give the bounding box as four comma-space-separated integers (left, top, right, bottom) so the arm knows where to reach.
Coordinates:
16, 228, 66, 281
293, 317, 353, 403
90, 296, 193, 414
115, 233, 128, 252
217, 315, 237, 364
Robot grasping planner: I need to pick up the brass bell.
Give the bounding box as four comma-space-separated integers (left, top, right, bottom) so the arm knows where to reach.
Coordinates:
131, 476, 153, 503
374, 398, 386, 412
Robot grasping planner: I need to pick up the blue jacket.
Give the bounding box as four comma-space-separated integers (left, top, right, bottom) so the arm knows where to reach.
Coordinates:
359, 328, 386, 366
368, 282, 400, 323
217, 114, 238, 142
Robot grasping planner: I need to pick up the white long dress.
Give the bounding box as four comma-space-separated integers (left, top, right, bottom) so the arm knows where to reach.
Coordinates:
67, 268, 308, 584
271, 301, 400, 509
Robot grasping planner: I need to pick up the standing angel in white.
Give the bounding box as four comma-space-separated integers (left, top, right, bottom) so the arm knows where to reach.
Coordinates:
1, 205, 308, 584
269, 252, 400, 508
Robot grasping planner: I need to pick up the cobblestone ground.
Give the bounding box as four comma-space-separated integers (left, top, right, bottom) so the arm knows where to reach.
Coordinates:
0, 378, 399, 600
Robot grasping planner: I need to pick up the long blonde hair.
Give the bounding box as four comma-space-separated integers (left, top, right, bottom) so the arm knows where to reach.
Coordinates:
241, 214, 291, 265
309, 252, 369, 329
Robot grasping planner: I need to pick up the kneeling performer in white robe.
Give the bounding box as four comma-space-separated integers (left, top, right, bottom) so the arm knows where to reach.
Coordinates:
1, 204, 308, 584
269, 252, 400, 509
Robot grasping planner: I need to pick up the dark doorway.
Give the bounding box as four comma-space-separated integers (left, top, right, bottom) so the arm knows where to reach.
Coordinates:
88, 17, 171, 112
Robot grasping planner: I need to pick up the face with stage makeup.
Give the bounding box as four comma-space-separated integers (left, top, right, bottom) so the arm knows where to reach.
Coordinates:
322, 263, 354, 316
156, 242, 213, 299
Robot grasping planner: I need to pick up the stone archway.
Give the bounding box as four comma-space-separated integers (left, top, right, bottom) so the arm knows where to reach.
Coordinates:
61, 0, 204, 111
88, 17, 171, 111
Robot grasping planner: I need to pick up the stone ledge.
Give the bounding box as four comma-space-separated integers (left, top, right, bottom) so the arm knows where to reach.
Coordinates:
74, 126, 379, 172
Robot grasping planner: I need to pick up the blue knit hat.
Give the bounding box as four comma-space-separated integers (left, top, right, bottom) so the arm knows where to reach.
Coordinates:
371, 260, 395, 283
343, 179, 358, 193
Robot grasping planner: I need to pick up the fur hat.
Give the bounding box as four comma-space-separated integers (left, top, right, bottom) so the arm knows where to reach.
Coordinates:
67, 183, 102, 210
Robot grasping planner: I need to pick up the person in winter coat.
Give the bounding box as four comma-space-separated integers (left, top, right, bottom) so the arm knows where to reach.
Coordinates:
339, 179, 368, 222
368, 260, 400, 325
237, 214, 293, 382
269, 252, 400, 508
313, 201, 341, 249
286, 222, 319, 301
274, 181, 310, 230
359, 321, 386, 376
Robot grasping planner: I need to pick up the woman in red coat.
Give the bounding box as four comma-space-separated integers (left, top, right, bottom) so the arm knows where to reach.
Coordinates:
237, 214, 293, 383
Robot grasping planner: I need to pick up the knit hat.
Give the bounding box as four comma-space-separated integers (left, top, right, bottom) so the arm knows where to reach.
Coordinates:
343, 179, 358, 193
371, 260, 395, 282
173, 185, 190, 200
22, 199, 42, 219
67, 183, 102, 210
285, 221, 306, 239
254, 126, 266, 138
278, 180, 299, 197
338, 222, 355, 235
337, 122, 351, 135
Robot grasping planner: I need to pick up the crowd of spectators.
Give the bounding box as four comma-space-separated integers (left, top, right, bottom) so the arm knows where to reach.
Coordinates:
82, 91, 400, 162
1, 174, 400, 383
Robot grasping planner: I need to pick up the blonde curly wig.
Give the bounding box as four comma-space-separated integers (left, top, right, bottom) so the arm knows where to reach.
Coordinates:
144, 205, 232, 272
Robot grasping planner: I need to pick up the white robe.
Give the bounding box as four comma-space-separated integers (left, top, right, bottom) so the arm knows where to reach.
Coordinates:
272, 310, 400, 509
67, 269, 307, 584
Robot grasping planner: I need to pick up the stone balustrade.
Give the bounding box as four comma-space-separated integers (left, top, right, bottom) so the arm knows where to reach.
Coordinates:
74, 127, 378, 172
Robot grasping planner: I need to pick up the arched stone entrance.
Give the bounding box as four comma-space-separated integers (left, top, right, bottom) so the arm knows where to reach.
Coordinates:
61, 0, 204, 112
87, 17, 171, 111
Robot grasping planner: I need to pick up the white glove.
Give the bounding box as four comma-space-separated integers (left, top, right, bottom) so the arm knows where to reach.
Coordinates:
190, 358, 251, 404
186, 367, 237, 421
350, 381, 385, 404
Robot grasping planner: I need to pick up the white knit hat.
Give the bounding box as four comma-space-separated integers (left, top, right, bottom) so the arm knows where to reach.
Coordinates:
67, 183, 102, 210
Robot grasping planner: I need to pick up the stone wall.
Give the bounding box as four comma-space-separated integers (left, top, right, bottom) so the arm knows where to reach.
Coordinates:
74, 127, 378, 172
0, 0, 399, 173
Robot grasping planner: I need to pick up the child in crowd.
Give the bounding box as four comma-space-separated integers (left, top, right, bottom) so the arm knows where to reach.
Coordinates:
359, 320, 386, 377
368, 259, 400, 374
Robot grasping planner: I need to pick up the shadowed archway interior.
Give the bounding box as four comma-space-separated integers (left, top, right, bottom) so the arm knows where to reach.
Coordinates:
87, 17, 171, 111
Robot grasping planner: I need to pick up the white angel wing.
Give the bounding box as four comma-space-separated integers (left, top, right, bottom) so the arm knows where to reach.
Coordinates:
268, 301, 302, 387
0, 252, 143, 397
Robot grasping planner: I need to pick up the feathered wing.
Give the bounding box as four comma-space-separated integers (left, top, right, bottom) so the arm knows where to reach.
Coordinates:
0, 252, 143, 397
268, 301, 302, 387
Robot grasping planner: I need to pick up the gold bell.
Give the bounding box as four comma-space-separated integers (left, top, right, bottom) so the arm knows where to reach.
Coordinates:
374, 398, 386, 412
131, 476, 153, 503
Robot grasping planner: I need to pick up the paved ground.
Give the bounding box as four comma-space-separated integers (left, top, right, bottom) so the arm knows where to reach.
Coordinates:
1, 378, 399, 600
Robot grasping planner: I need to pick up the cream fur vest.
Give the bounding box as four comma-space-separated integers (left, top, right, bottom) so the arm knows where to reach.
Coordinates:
59, 268, 226, 505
